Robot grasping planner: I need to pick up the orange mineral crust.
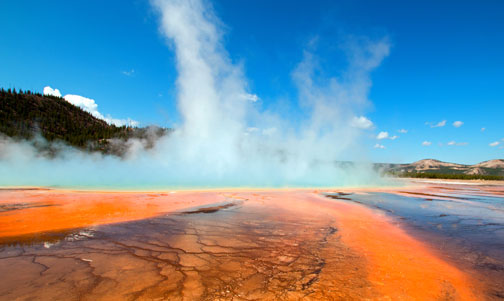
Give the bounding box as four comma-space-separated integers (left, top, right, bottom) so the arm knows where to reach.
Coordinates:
310, 193, 478, 300
237, 191, 480, 300
0, 189, 224, 239
0, 188, 487, 299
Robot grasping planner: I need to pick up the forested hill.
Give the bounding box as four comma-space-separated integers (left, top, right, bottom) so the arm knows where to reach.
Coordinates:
0, 88, 169, 155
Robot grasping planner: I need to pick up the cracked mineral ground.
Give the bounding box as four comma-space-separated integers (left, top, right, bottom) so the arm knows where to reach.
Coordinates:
0, 182, 503, 300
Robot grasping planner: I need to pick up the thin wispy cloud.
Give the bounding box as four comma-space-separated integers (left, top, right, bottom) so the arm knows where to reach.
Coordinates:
374, 143, 385, 149
447, 141, 468, 146
398, 129, 408, 134
452, 121, 463, 128
481, 127, 486, 132
426, 120, 446, 128
44, 86, 139, 127
422, 141, 432, 146
490, 141, 500, 147
240, 93, 260, 102
122, 69, 135, 76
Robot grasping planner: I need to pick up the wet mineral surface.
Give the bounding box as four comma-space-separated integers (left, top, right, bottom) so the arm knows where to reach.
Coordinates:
0, 183, 502, 300
332, 181, 504, 299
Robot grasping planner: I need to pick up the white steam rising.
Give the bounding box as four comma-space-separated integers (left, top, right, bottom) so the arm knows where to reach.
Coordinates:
0, 0, 390, 189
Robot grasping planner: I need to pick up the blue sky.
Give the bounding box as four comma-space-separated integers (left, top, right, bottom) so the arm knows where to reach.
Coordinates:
1, 0, 503, 164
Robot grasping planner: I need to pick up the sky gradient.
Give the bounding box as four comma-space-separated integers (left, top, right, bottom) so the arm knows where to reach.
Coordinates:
1, 0, 503, 164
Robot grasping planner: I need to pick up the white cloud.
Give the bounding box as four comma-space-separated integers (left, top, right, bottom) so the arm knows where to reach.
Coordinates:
43, 86, 62, 97
122, 69, 135, 76
448, 141, 468, 146
376, 131, 399, 140
351, 116, 374, 129
240, 93, 260, 102
63, 94, 100, 117
374, 143, 385, 149
452, 121, 463, 128
376, 131, 389, 140
398, 129, 408, 134
426, 120, 446, 128
422, 141, 432, 146
43, 86, 139, 127
481, 127, 486, 132
490, 141, 500, 147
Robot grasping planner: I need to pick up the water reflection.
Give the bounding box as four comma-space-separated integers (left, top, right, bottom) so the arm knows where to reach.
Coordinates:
325, 183, 504, 298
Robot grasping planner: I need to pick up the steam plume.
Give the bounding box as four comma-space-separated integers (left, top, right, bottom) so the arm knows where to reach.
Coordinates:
0, 0, 390, 189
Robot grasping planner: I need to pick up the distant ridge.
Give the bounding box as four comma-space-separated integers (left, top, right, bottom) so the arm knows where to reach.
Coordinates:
378, 158, 504, 178
474, 159, 504, 169
410, 159, 467, 170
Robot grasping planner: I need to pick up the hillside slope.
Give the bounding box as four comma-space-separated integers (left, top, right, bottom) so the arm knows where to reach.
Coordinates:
0, 88, 169, 155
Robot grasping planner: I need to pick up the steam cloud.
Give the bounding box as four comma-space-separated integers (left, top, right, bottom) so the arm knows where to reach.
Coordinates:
0, 0, 390, 189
